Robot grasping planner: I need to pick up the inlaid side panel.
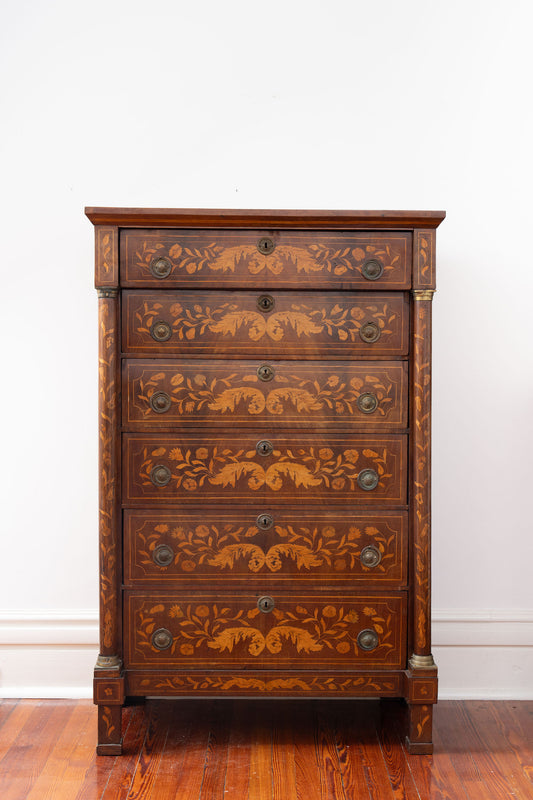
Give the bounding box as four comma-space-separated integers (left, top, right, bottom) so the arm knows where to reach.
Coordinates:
123, 360, 408, 429
122, 433, 407, 505
121, 229, 412, 289
124, 509, 408, 586
95, 227, 118, 287
122, 291, 409, 358
413, 230, 436, 289
124, 592, 407, 669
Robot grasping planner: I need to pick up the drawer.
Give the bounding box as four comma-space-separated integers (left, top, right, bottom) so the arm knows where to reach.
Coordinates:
123, 359, 408, 429
124, 591, 407, 669
120, 229, 412, 289
122, 433, 407, 505
122, 291, 409, 358
124, 509, 408, 586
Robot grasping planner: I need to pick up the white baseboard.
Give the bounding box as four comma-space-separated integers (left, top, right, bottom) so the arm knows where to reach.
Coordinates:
0, 609, 532, 699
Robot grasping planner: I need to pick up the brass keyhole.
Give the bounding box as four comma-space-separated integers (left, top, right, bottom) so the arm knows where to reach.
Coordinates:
256, 513, 274, 530
257, 364, 274, 381
257, 237, 275, 255
256, 440, 273, 457
257, 595, 275, 613
257, 294, 275, 313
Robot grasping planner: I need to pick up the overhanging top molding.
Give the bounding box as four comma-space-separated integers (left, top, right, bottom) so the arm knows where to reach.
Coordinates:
85, 207, 446, 230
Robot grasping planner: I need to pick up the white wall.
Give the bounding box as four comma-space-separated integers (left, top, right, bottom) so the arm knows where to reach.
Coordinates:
1, 0, 532, 697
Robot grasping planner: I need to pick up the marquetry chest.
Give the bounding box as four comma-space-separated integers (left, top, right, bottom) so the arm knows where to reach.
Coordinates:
87, 207, 445, 755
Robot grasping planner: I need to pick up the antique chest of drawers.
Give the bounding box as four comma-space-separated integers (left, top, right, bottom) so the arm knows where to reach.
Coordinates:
87, 207, 445, 754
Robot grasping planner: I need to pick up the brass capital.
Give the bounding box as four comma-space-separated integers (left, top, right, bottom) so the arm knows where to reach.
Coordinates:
409, 653, 437, 669
97, 288, 118, 299
95, 654, 122, 670
412, 290, 435, 301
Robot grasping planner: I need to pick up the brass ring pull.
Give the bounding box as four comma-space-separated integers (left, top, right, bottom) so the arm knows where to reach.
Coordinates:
150, 320, 172, 342
257, 237, 275, 255
153, 544, 174, 567
152, 628, 173, 650
360, 545, 382, 568
356, 392, 378, 414
256, 440, 273, 457
257, 364, 275, 382
359, 321, 381, 344
257, 595, 275, 613
257, 294, 275, 313
357, 629, 379, 651
150, 255, 172, 279
256, 513, 274, 530
357, 468, 379, 491
150, 464, 171, 487
361, 258, 384, 281
149, 391, 172, 414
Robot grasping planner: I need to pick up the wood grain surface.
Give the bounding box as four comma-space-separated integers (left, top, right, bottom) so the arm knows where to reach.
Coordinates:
0, 699, 530, 800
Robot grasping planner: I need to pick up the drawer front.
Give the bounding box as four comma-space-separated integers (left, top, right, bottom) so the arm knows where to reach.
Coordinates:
123, 360, 408, 429
124, 509, 408, 586
121, 229, 412, 289
124, 592, 407, 669
123, 433, 407, 505
122, 291, 409, 357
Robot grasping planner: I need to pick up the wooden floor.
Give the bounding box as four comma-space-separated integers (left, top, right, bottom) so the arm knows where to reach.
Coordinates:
0, 698, 531, 799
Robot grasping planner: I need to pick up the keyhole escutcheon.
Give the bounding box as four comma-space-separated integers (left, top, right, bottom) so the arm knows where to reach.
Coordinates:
257, 294, 275, 313
256, 439, 273, 457
257, 595, 275, 613
257, 364, 275, 381
257, 237, 275, 255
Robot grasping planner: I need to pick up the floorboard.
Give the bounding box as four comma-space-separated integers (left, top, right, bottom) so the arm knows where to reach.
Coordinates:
0, 699, 532, 799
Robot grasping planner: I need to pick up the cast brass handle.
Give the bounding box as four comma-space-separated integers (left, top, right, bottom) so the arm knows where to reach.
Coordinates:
360, 545, 382, 568
256, 513, 274, 530
257, 294, 275, 313
149, 391, 172, 414
150, 255, 172, 279
256, 440, 273, 457
357, 629, 379, 651
150, 464, 171, 487
257, 364, 275, 382
357, 468, 379, 491
153, 544, 174, 567
361, 258, 384, 281
150, 320, 172, 342
359, 322, 381, 343
257, 237, 275, 255
152, 628, 173, 650
356, 392, 378, 414
257, 595, 275, 613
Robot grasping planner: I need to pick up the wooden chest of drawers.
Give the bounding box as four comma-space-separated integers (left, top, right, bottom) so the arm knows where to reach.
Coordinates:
87, 207, 445, 755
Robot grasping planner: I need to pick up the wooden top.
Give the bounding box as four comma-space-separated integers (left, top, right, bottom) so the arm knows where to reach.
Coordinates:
85, 207, 446, 229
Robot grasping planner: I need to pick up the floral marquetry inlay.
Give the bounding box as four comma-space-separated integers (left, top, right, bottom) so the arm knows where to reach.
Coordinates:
123, 291, 409, 356
125, 436, 405, 503
127, 595, 405, 667
129, 672, 402, 696
120, 230, 411, 288
136, 300, 397, 343
125, 361, 407, 427
130, 516, 404, 580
